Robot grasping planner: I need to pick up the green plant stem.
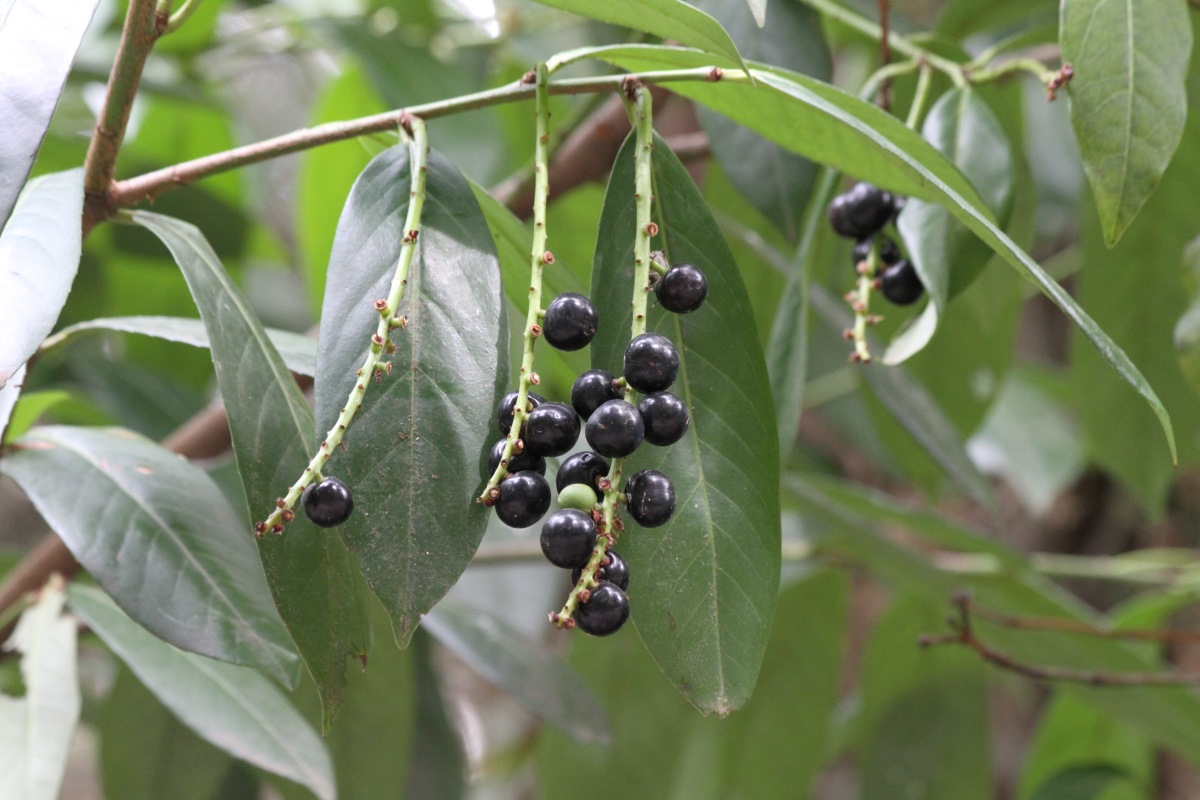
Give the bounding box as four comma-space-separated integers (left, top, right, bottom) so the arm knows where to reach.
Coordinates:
554, 82, 655, 628
967, 56, 1057, 86
904, 61, 934, 130
859, 58, 921, 105
165, 0, 204, 34
257, 116, 429, 536
107, 67, 741, 214
478, 64, 553, 503
847, 239, 880, 363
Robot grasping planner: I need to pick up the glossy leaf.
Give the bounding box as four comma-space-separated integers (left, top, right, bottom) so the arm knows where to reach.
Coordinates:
0, 0, 98, 230
423, 597, 609, 744
591, 45, 1176, 458
1060, 0, 1191, 246
591, 132, 780, 714
889, 88, 1013, 363
0, 363, 25, 442
68, 585, 334, 800
0, 577, 79, 800
132, 211, 371, 726
0, 425, 299, 683
314, 145, 507, 645
0, 169, 84, 387
41, 315, 317, 377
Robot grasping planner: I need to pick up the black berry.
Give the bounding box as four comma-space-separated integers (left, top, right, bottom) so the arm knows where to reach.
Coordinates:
828, 182, 897, 239
655, 263, 708, 313
486, 439, 546, 476
572, 550, 630, 592
851, 236, 901, 268
539, 509, 597, 569
494, 472, 551, 528
637, 391, 690, 446
573, 581, 630, 636
542, 293, 599, 351
556, 451, 610, 501
570, 369, 623, 421
585, 399, 645, 458
879, 259, 924, 306
625, 469, 675, 528
496, 391, 546, 435
302, 477, 354, 527
523, 402, 580, 457
623, 333, 680, 393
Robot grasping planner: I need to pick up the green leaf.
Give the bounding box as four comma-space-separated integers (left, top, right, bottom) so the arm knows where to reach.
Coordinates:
0, 363, 25, 442
314, 145, 507, 645
590, 45, 1176, 459
0, 169, 84, 387
403, 631, 466, 799
745, 0, 766, 26
0, 425, 299, 684
1060, 0, 1192, 246
40, 315, 317, 377
130, 212, 371, 726
4, 387, 72, 444
539, 0, 747, 71
1027, 765, 1135, 800
67, 585, 334, 800
0, 577, 79, 800
0, 0, 98, 230
423, 597, 609, 744
591, 132, 781, 714
1175, 236, 1200, 396
889, 88, 1014, 363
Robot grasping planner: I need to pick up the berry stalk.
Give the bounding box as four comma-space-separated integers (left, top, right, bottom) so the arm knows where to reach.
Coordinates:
256, 115, 429, 536
478, 64, 554, 503
847, 238, 881, 363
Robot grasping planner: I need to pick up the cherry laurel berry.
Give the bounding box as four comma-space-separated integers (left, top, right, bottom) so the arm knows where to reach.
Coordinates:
625, 469, 676, 528
573, 581, 630, 636
523, 402, 580, 457
880, 259, 925, 306
557, 482, 599, 512
496, 390, 546, 434
556, 451, 610, 501
572, 550, 630, 592
655, 263, 708, 313
494, 472, 551, 528
851, 235, 901, 268
540, 508, 598, 569
637, 391, 690, 446
486, 439, 546, 476
585, 399, 645, 458
571, 369, 623, 421
623, 332, 680, 393
542, 292, 599, 351
302, 477, 354, 528
828, 182, 897, 239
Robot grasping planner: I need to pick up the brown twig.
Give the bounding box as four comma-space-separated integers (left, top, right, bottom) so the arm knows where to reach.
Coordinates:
919, 593, 1200, 686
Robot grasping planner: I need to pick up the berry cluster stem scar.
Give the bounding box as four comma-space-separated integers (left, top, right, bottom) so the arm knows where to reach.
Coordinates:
478, 63, 553, 502
554, 82, 655, 627
256, 115, 429, 537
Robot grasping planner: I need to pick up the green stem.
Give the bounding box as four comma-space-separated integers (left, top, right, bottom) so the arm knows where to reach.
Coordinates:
478, 64, 553, 503
554, 82, 655, 628
848, 238, 880, 362
165, 0, 204, 34
904, 61, 934, 130
859, 58, 921, 105
257, 116, 429, 535
967, 56, 1057, 87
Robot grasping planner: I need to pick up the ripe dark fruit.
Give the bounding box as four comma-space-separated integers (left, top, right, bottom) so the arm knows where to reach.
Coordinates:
573, 550, 630, 592
573, 581, 630, 636
556, 451, 610, 501
623, 333, 680, 393
585, 399, 645, 458
523, 402, 580, 457
571, 369, 623, 421
494, 472, 551, 528
625, 469, 676, 528
852, 236, 901, 268
542, 293, 599, 351
486, 439, 545, 476
302, 477, 354, 527
828, 182, 897, 239
496, 391, 546, 434
539, 509, 597, 569
879, 259, 925, 306
637, 391, 690, 446
655, 263, 708, 313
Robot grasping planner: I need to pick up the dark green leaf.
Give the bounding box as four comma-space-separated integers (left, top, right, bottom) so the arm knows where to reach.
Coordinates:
0, 0, 98, 230
0, 425, 298, 683
1027, 765, 1135, 800
40, 315, 317, 377
403, 631, 466, 800
68, 585, 334, 800
1060, 0, 1191, 246
0, 169, 84, 387
936, 0, 1056, 38
131, 211, 371, 726
315, 145, 507, 645
890, 88, 1013, 363
423, 597, 609, 744
591, 132, 780, 714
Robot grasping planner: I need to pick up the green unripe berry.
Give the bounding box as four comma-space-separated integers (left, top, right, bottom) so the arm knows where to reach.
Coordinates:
558, 482, 599, 512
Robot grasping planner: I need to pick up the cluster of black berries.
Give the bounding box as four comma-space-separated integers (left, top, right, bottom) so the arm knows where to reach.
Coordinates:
828, 182, 923, 306
484, 262, 708, 636
302, 476, 354, 527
